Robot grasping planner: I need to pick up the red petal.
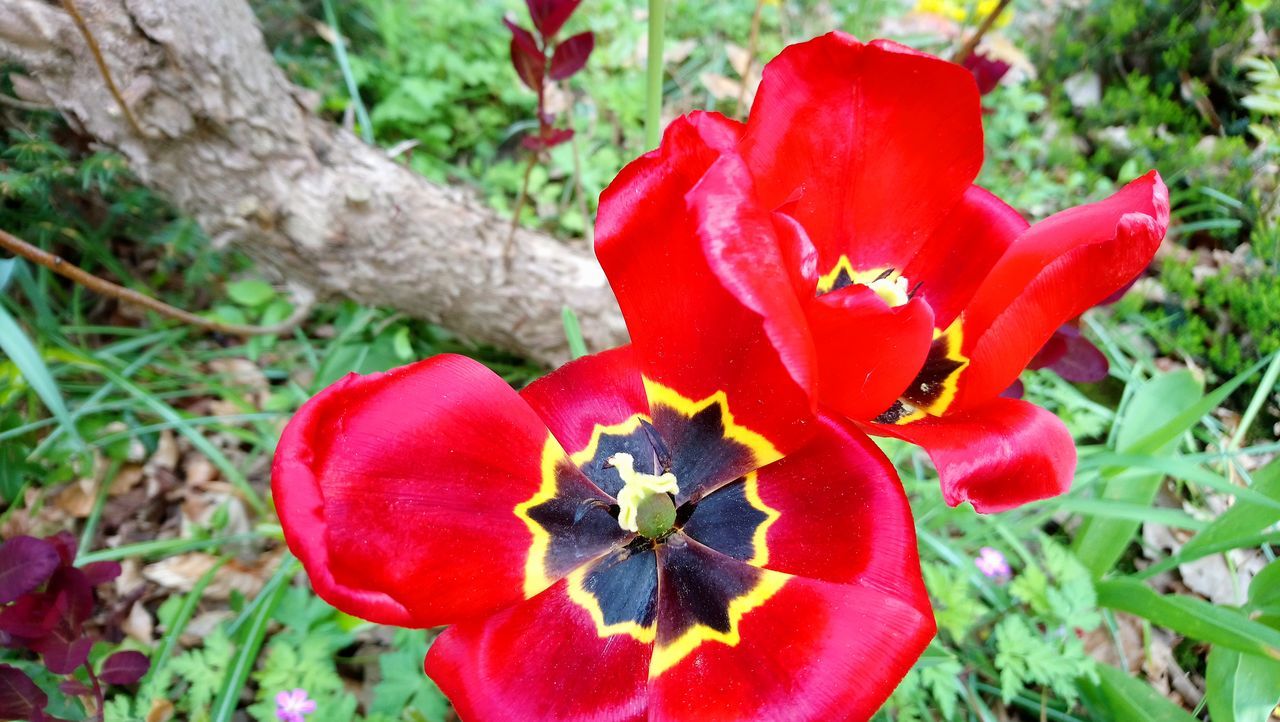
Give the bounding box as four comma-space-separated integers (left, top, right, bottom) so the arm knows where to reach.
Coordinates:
648, 551, 933, 721
952, 171, 1168, 409
902, 185, 1028, 331
597, 113, 816, 460
521, 345, 648, 462
741, 32, 982, 272
866, 398, 1075, 512
548, 31, 593, 80
806, 284, 935, 421
427, 576, 651, 721
526, 0, 581, 39
751, 415, 927, 599
273, 355, 563, 627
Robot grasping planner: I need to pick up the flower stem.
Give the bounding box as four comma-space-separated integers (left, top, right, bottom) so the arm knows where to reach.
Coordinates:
645, 0, 667, 149
951, 0, 1012, 64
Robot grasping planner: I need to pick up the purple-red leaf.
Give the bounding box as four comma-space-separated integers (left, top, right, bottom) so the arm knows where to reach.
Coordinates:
57, 679, 89, 696
79, 560, 121, 587
0, 536, 60, 604
0, 664, 47, 719
98, 651, 149, 686
506, 21, 546, 91
526, 0, 581, 39
548, 31, 593, 80
0, 593, 65, 639
45, 568, 93, 627
31, 621, 92, 675
521, 127, 574, 151
47, 532, 77, 566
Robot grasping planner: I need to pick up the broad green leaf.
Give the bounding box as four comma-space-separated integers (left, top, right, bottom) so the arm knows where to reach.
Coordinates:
1181, 459, 1280, 558
1248, 558, 1280, 630
225, 279, 276, 307
1206, 647, 1280, 722
1073, 370, 1203, 576
1096, 579, 1280, 660
0, 303, 82, 448
1082, 662, 1199, 722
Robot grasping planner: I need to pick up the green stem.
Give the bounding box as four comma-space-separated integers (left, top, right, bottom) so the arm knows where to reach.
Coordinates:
645, 0, 667, 149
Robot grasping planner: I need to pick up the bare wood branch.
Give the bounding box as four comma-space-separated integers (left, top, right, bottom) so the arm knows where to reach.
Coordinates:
0, 227, 313, 336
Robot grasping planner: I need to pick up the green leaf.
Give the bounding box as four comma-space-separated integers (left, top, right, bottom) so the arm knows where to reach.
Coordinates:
1072, 370, 1203, 577
1082, 662, 1199, 722
0, 303, 82, 448
0, 257, 17, 293
1096, 579, 1280, 660
1206, 647, 1280, 722
225, 279, 276, 307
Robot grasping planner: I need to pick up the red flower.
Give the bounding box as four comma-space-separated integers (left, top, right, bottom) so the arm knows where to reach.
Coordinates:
274, 260, 933, 718
597, 32, 1169, 513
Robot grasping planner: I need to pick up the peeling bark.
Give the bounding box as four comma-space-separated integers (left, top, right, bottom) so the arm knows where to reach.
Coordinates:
0, 0, 628, 365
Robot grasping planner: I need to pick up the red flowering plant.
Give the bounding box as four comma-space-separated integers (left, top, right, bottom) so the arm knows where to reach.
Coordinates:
598, 32, 1169, 514
505, 0, 594, 153
272, 250, 933, 714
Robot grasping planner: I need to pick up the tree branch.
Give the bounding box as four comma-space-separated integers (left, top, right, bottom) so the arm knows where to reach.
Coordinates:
0, 228, 313, 336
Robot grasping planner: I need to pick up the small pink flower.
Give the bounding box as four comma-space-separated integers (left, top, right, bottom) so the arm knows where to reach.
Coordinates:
975, 547, 1011, 580
275, 688, 316, 722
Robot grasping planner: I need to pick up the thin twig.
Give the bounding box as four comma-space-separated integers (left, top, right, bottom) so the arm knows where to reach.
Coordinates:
506, 153, 537, 257
0, 228, 312, 336
735, 0, 766, 117
950, 0, 1013, 65
59, 0, 145, 137
0, 93, 54, 112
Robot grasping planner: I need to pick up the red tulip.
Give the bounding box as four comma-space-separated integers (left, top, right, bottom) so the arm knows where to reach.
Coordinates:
274, 343, 933, 719
597, 32, 1169, 513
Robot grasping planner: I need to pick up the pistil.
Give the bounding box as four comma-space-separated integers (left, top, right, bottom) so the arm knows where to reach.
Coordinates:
608, 452, 679, 538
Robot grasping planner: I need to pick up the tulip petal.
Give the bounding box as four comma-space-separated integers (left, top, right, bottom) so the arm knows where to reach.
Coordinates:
427, 565, 653, 722
806, 283, 935, 421
598, 113, 817, 466
952, 171, 1168, 409
648, 540, 933, 721
741, 32, 983, 272
521, 345, 653, 493
750, 415, 926, 598
866, 397, 1076, 512
902, 185, 1028, 330
273, 354, 623, 627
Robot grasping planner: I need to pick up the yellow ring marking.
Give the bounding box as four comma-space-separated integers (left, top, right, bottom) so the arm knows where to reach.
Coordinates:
741, 470, 780, 567
642, 377, 782, 471
914, 321, 968, 417
567, 413, 651, 469
513, 434, 569, 599
565, 560, 657, 644
649, 568, 790, 677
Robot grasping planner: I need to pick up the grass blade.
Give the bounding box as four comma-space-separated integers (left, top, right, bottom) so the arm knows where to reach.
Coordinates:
561, 305, 588, 359
0, 302, 83, 448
